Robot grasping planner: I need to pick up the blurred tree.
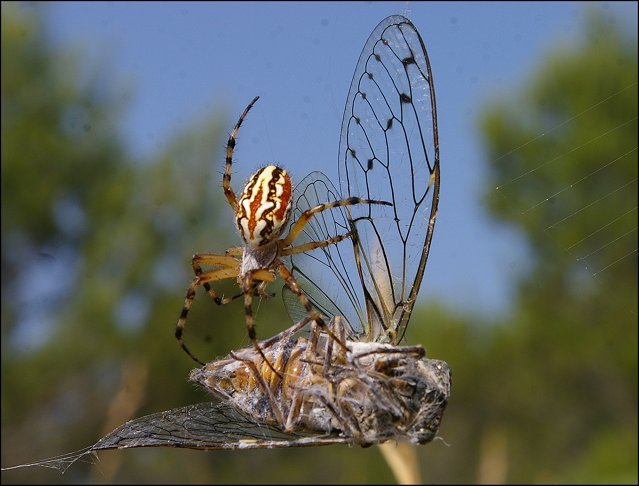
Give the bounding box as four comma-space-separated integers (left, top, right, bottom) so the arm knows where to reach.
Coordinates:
0, 3, 243, 483
480, 12, 637, 483
421, 10, 637, 484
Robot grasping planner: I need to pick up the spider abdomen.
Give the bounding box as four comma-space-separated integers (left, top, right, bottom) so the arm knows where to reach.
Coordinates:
236, 165, 292, 248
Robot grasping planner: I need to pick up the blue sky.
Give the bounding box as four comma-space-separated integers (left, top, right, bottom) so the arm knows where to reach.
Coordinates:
40, 1, 637, 319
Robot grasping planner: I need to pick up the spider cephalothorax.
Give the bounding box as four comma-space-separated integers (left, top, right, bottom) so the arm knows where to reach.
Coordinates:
176, 96, 391, 368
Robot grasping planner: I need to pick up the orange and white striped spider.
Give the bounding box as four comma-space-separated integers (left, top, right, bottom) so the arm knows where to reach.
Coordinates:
175, 96, 391, 367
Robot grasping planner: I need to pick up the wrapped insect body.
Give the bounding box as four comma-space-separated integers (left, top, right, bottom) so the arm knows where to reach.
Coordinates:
191, 317, 451, 446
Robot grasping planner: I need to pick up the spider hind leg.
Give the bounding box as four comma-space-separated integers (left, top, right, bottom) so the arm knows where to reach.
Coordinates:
175, 253, 241, 365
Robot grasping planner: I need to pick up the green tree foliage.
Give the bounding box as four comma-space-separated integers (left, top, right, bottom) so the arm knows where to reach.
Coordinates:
480, 12, 637, 483
411, 11, 637, 484
1, 3, 263, 483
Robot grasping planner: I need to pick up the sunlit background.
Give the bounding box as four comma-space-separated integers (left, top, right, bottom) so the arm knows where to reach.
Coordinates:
2, 1, 637, 483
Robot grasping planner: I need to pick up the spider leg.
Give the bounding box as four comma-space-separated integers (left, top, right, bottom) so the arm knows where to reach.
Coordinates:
319, 315, 349, 374
191, 253, 241, 305
225, 316, 314, 432
332, 315, 348, 344
280, 197, 391, 247
241, 282, 275, 301
241, 269, 282, 376
274, 260, 348, 355
193, 254, 239, 267
350, 345, 425, 362
176, 266, 240, 365
283, 339, 329, 433
229, 350, 286, 427
280, 231, 353, 256
255, 280, 276, 300
282, 316, 359, 436
285, 391, 305, 433
286, 375, 362, 440
225, 246, 244, 257
223, 96, 260, 213
258, 314, 314, 349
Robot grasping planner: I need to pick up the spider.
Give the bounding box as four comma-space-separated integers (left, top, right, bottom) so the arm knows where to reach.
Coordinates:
175, 96, 391, 368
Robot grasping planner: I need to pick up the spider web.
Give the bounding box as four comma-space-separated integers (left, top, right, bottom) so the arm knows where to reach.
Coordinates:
488, 76, 638, 313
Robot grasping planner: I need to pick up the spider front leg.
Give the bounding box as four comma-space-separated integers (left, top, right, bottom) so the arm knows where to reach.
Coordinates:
222, 96, 260, 213
279, 196, 392, 249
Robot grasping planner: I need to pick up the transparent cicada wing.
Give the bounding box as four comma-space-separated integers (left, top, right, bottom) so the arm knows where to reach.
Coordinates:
87, 402, 349, 449
285, 15, 439, 344
338, 15, 440, 344
283, 171, 368, 339
1, 402, 350, 473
